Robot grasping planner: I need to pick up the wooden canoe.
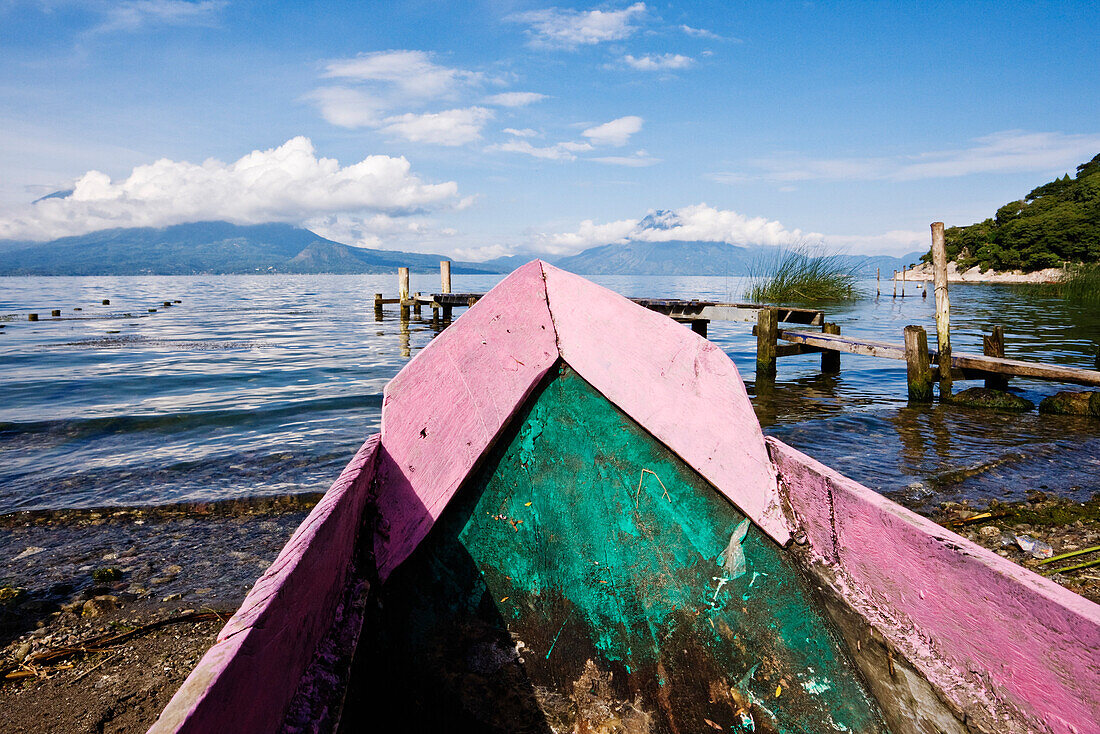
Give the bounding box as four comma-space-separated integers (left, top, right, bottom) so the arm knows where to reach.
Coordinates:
150, 262, 1100, 734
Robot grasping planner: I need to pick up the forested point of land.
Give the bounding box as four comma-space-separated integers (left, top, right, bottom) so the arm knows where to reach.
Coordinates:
922, 153, 1100, 272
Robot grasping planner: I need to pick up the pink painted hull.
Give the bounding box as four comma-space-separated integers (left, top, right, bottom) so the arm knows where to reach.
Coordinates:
151, 262, 1100, 734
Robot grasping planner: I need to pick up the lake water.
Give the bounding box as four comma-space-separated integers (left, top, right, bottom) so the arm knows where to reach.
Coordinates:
2, 272, 1098, 516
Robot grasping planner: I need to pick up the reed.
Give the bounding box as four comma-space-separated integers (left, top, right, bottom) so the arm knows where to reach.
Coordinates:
1049, 263, 1100, 306
745, 245, 861, 304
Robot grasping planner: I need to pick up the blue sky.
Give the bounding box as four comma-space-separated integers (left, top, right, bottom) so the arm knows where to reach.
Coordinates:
2, 1, 1098, 258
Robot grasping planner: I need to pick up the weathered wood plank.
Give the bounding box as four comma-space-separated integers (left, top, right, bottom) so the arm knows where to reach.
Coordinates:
939, 352, 1100, 387
543, 263, 791, 545
376, 261, 559, 580
769, 437, 1100, 734
779, 329, 907, 360
904, 325, 933, 402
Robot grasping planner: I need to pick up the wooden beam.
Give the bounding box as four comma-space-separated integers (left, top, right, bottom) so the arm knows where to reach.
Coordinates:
936, 352, 1100, 388
756, 308, 778, 378
931, 222, 952, 398
983, 326, 1007, 390
821, 322, 841, 374
776, 343, 825, 357
778, 329, 906, 360
904, 325, 933, 402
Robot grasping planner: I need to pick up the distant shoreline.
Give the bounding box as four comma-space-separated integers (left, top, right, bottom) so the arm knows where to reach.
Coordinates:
895, 262, 1064, 285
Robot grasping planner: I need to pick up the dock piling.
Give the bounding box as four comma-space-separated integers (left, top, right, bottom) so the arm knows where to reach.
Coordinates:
821, 323, 841, 373
876, 268, 880, 297
903, 325, 933, 402
374, 293, 384, 320
756, 308, 778, 379
398, 268, 411, 320
931, 222, 952, 398
51, 309, 61, 317
440, 261, 452, 320
413, 292, 422, 317
28, 313, 38, 321
983, 326, 1008, 390
892, 271, 897, 298
691, 320, 708, 338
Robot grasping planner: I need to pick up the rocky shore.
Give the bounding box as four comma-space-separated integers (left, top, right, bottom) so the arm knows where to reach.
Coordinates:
897, 261, 1065, 284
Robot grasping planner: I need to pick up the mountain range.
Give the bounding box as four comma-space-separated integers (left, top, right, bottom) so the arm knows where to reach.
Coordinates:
0, 220, 921, 277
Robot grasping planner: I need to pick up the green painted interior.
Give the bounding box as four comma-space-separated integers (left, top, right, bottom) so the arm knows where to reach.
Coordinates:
354, 364, 889, 733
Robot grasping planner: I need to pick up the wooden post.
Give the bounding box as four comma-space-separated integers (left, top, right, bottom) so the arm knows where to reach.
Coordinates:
691, 320, 708, 338
440, 261, 451, 294
904, 325, 933, 403
756, 308, 778, 379
931, 222, 952, 398
413, 292, 422, 317
28, 313, 38, 321
983, 326, 1008, 390
901, 266, 906, 298
892, 271, 897, 298
102, 299, 110, 305
398, 267, 411, 319
51, 309, 61, 317
876, 268, 880, 297
821, 322, 841, 373
467, 296, 478, 308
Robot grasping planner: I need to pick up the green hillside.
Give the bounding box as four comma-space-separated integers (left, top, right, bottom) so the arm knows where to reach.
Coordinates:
923, 153, 1100, 272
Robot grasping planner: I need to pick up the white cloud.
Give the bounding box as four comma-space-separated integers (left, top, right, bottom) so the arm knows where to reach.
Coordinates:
509, 2, 647, 49
380, 107, 493, 146
679, 24, 736, 41
822, 230, 928, 256
307, 87, 384, 128
532, 203, 812, 256
488, 140, 593, 161
0, 137, 461, 241
582, 116, 643, 146
621, 53, 693, 71
323, 50, 483, 99
484, 92, 547, 107
592, 150, 660, 167
450, 244, 518, 262
502, 128, 539, 138
90, 0, 225, 34
743, 131, 1100, 183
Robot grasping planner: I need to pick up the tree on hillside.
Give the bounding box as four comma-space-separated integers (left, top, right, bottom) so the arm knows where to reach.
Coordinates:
921, 153, 1100, 272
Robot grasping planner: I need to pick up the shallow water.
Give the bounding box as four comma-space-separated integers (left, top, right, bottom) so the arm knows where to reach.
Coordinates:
1, 273, 1097, 514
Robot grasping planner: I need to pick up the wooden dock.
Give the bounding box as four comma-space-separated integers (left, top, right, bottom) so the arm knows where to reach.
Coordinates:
377, 259, 1100, 401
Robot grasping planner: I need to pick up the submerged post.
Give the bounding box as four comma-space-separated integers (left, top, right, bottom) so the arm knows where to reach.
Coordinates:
983, 325, 1008, 390
904, 325, 933, 402
413, 292, 422, 317
756, 308, 778, 379
876, 267, 880, 297
374, 293, 383, 320
931, 222, 952, 398
821, 322, 841, 374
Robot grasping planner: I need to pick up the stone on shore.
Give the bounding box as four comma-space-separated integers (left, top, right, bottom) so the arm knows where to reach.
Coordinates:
1039, 391, 1100, 417
949, 387, 1034, 412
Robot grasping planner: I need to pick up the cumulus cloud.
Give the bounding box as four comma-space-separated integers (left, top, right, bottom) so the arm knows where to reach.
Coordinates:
90, 0, 226, 34
0, 137, 461, 241
323, 50, 483, 99
582, 116, 643, 146
484, 92, 548, 107
532, 203, 813, 256
380, 107, 494, 146
509, 2, 647, 49
307, 87, 384, 128
621, 53, 693, 71
488, 140, 593, 161
741, 131, 1100, 183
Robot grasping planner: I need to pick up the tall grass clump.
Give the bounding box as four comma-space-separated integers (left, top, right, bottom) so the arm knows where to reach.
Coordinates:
745, 245, 862, 304
1046, 263, 1100, 307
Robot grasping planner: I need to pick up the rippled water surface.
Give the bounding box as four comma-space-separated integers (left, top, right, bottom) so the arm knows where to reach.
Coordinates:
2, 273, 1098, 514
